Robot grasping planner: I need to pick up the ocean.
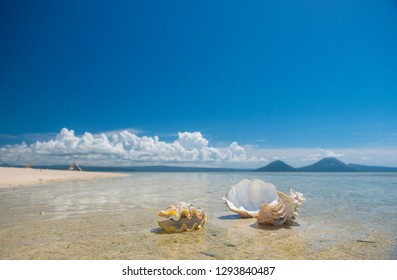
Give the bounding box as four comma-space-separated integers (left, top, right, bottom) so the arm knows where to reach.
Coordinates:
0, 172, 396, 259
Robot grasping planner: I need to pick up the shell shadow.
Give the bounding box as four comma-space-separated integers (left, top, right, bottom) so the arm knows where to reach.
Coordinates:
151, 227, 168, 234
217, 214, 245, 220
250, 221, 300, 231
150, 227, 204, 234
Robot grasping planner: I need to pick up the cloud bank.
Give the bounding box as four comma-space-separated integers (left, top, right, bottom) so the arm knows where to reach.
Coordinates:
0, 128, 266, 166
1, 128, 396, 168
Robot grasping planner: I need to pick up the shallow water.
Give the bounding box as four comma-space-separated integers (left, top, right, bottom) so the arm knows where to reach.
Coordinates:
0, 172, 396, 259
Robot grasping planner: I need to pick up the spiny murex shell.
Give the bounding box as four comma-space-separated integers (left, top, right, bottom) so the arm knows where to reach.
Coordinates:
224, 179, 305, 226
157, 201, 207, 233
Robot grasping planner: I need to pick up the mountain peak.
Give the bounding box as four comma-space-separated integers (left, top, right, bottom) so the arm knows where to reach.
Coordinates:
317, 157, 343, 163
297, 157, 356, 172
255, 160, 295, 172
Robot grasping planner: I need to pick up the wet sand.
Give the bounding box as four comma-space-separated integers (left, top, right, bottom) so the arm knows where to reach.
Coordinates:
0, 208, 392, 260
0, 172, 395, 260
0, 167, 127, 188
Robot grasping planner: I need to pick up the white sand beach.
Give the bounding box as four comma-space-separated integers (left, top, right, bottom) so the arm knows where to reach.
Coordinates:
0, 167, 127, 188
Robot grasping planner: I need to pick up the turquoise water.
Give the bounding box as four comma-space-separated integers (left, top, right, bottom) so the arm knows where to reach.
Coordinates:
1, 172, 396, 259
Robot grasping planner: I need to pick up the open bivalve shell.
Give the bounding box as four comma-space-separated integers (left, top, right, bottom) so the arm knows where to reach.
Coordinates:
224, 179, 305, 226
157, 201, 207, 233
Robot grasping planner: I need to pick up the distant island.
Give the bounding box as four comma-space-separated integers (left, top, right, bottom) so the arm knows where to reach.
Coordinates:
255, 160, 296, 172
1, 157, 397, 172
254, 157, 397, 172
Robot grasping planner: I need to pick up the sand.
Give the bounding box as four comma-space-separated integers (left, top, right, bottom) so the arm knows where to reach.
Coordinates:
1, 209, 393, 260
0, 167, 127, 188
0, 171, 394, 259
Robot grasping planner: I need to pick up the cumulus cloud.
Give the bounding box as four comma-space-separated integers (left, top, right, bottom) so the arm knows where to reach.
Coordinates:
0, 128, 265, 166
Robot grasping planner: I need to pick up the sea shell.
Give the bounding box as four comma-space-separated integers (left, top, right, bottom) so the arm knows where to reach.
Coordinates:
224, 179, 305, 226
157, 201, 207, 233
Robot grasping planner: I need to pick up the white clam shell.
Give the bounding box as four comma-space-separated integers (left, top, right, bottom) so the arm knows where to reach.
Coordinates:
224, 179, 279, 217
224, 179, 305, 226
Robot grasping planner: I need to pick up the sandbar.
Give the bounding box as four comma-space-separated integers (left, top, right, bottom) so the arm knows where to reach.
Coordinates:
0, 167, 127, 188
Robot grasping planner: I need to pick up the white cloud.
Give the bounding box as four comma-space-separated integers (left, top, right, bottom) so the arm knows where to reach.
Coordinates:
299, 149, 344, 162
0, 128, 266, 167
323, 149, 344, 158
301, 153, 322, 162
177, 132, 208, 150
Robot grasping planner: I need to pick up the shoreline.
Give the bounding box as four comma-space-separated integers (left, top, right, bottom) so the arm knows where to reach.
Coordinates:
0, 167, 127, 188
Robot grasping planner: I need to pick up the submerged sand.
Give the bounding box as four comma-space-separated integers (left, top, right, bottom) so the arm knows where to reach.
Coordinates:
0, 172, 395, 260
0, 167, 126, 188
0, 208, 393, 260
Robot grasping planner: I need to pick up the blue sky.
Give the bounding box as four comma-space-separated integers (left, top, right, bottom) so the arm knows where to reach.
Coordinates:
1, 0, 396, 167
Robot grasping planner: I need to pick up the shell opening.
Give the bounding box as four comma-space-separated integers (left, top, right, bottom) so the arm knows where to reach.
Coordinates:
158, 216, 205, 232
225, 179, 279, 217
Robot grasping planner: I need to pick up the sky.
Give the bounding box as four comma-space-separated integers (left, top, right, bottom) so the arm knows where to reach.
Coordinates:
1, 0, 397, 168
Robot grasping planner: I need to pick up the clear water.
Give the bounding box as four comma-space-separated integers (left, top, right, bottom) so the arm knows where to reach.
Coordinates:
0, 172, 396, 259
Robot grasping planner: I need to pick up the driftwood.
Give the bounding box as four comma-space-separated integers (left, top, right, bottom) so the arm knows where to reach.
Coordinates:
68, 162, 82, 171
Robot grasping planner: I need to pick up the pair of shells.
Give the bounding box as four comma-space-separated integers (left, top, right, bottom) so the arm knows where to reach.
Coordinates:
157, 179, 305, 233
224, 179, 305, 226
